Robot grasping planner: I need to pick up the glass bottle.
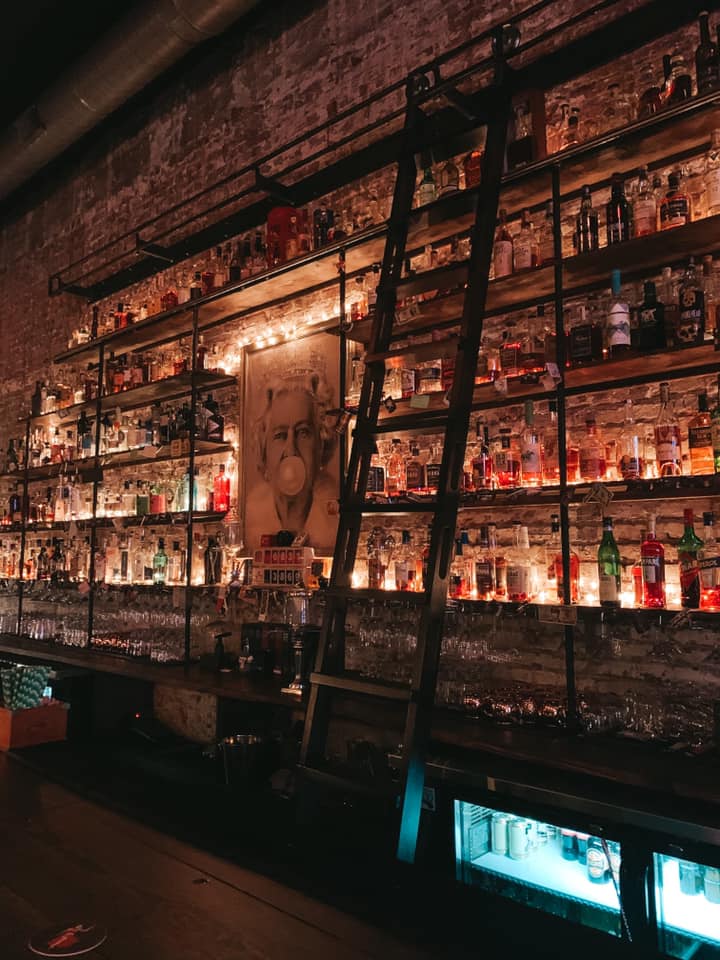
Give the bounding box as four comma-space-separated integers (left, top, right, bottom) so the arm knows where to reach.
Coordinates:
513, 209, 538, 271
463, 148, 483, 189
640, 520, 666, 609
654, 382, 683, 476
448, 539, 470, 599
633, 166, 657, 237
579, 418, 607, 482
213, 463, 230, 513
638, 62, 662, 118
706, 129, 720, 216
367, 442, 386, 498
660, 171, 691, 230
475, 525, 496, 601
689, 393, 714, 475
574, 185, 599, 253
366, 526, 393, 590
520, 400, 543, 487
425, 442, 442, 495
637, 280, 666, 352
386, 438, 407, 497
152, 538, 168, 585
617, 399, 644, 480
506, 523, 534, 602
696, 10, 720, 94
606, 173, 631, 245
493, 209, 513, 279
471, 424, 493, 490
394, 530, 420, 591
665, 50, 693, 105
538, 201, 555, 266
606, 269, 631, 357
598, 517, 621, 607
699, 511, 720, 609
676, 257, 705, 346
711, 374, 720, 472
494, 427, 521, 488
661, 266, 678, 350
567, 302, 603, 367
678, 508, 704, 608
542, 401, 560, 484
438, 158, 460, 196
417, 167, 437, 206
405, 443, 426, 493
506, 101, 535, 169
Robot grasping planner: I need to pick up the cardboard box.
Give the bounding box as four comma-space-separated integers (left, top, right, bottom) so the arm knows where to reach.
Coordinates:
0, 702, 68, 751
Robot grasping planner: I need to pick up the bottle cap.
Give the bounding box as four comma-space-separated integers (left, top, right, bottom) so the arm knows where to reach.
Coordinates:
611, 269, 622, 294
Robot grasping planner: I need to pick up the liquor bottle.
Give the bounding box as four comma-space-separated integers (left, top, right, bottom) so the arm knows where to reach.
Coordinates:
706, 129, 720, 216
638, 63, 662, 119
689, 393, 714, 475
696, 10, 720, 94
538, 201, 555, 266
475, 525, 496, 600
617, 399, 644, 480
665, 50, 693, 105
677, 257, 705, 346
494, 428, 521, 488
425, 442, 443, 494
471, 424, 493, 490
637, 280, 666, 351
654, 382, 683, 476
660, 266, 678, 349
633, 166, 657, 238
678, 508, 704, 608
513, 209, 538, 271
567, 303, 603, 366
579, 418, 607, 482
203, 394, 224, 442
506, 100, 536, 169
546, 515, 561, 597
606, 270, 631, 357
507, 523, 534, 602
542, 401, 560, 484
493, 209, 514, 279
417, 167, 436, 206
213, 464, 230, 513
463, 148, 482, 189
597, 517, 621, 607
394, 531, 420, 591
699, 512, 720, 609
448, 539, 470, 599
660, 172, 691, 230
712, 375, 720, 471
640, 520, 666, 609
574, 185, 600, 253
405, 443, 426, 493
520, 400, 543, 487
547, 515, 579, 603
606, 173, 631, 245
702, 255, 716, 343
189, 272, 202, 300
386, 438, 407, 497
438, 158, 460, 195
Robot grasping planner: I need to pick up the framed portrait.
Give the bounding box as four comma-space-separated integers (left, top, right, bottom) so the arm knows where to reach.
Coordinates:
242, 331, 341, 554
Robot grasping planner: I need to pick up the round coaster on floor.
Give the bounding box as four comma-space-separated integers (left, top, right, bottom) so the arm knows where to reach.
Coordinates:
28, 923, 107, 957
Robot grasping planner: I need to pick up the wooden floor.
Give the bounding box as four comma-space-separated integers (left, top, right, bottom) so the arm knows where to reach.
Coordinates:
0, 754, 427, 960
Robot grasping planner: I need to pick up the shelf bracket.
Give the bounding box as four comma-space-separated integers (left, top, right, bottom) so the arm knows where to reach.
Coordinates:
254, 166, 300, 206
48, 274, 94, 299
135, 233, 176, 264
440, 85, 484, 122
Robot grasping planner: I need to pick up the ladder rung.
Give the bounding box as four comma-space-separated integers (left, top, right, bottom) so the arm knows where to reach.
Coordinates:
326, 587, 426, 604
396, 261, 468, 298
344, 499, 437, 514
310, 672, 413, 702
374, 409, 448, 434
297, 764, 400, 799
365, 334, 460, 365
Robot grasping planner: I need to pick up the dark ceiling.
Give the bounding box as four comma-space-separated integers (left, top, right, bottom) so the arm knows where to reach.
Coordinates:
0, 0, 145, 130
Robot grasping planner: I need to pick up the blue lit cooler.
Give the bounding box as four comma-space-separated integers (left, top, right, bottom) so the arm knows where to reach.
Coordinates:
454, 800, 623, 937
654, 853, 720, 958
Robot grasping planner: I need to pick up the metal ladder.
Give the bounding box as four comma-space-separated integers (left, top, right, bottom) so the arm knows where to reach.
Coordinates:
299, 44, 513, 865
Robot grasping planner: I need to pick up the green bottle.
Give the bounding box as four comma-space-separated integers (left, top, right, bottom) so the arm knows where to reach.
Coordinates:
597, 516, 621, 607
153, 537, 168, 585
678, 509, 704, 608
711, 374, 720, 473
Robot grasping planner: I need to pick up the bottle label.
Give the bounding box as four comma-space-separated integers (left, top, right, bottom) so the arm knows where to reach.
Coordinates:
677, 289, 705, 344
679, 553, 700, 600
699, 555, 720, 588
513, 238, 533, 271
655, 426, 681, 466
709, 169, 720, 211
367, 465, 385, 494
633, 198, 656, 236
640, 556, 662, 584
471, 457, 490, 488
618, 454, 642, 480
607, 220, 628, 244
579, 453, 604, 479
395, 560, 411, 589
506, 564, 530, 598
607, 303, 631, 347
426, 463, 441, 487
689, 425, 712, 449
406, 462, 425, 490
494, 241, 513, 278
598, 570, 618, 603
569, 325, 594, 361
475, 560, 495, 595
587, 845, 609, 881
661, 197, 690, 228
521, 441, 542, 476
638, 306, 659, 330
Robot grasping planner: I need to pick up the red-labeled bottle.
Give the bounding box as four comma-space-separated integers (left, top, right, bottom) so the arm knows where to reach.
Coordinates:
640, 520, 666, 609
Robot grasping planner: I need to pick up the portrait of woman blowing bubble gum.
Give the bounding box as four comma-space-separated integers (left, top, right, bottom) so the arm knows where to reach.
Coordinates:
246, 370, 339, 551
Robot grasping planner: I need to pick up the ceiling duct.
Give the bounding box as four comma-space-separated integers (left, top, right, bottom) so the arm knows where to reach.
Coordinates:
0, 0, 260, 202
